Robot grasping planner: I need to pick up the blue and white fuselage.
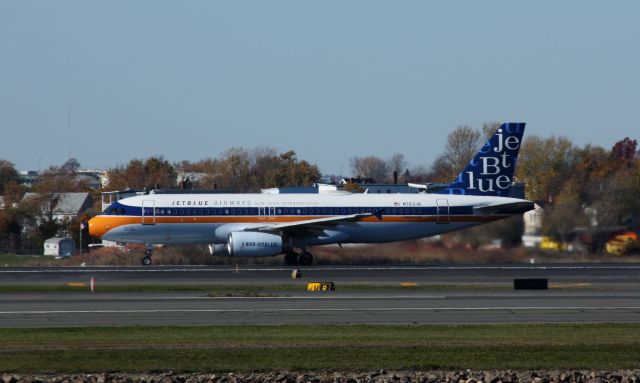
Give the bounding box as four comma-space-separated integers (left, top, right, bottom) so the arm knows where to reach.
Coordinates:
89, 123, 533, 265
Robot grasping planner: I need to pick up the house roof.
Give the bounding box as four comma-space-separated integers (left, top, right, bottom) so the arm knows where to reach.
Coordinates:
23, 192, 92, 216
44, 237, 75, 244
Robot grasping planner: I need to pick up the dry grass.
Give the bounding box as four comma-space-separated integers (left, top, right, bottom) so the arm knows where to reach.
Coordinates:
75, 240, 640, 266
77, 240, 531, 266
312, 240, 533, 265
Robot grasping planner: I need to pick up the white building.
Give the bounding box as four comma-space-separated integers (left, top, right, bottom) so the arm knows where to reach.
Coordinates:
44, 237, 75, 257
521, 203, 544, 248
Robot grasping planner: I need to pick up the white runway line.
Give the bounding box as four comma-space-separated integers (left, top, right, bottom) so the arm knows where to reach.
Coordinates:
3, 265, 640, 273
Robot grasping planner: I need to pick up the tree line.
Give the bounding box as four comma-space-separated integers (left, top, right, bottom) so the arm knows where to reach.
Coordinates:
0, 126, 638, 253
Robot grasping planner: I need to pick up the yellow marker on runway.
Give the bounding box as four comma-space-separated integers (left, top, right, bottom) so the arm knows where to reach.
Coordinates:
65, 283, 86, 287
307, 282, 335, 291
400, 283, 417, 287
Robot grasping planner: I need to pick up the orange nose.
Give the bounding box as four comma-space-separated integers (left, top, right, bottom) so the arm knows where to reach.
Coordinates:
88, 216, 108, 239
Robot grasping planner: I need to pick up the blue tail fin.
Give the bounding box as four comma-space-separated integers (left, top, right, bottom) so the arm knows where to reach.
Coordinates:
438, 122, 526, 196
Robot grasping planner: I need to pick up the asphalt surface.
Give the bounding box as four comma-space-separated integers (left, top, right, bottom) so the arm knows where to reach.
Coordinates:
1, 264, 640, 327
2, 263, 640, 285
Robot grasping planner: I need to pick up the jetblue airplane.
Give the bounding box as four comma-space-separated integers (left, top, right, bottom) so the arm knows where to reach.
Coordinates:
89, 122, 533, 266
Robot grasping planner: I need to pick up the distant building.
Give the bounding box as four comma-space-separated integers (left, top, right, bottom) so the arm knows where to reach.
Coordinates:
22, 192, 93, 222
521, 203, 545, 248
75, 170, 104, 189
339, 177, 376, 185
176, 172, 208, 189
43, 237, 75, 257
17, 169, 106, 190
17, 170, 39, 187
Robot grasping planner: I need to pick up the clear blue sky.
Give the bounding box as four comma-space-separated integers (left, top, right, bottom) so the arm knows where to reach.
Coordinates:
1, 1, 639, 175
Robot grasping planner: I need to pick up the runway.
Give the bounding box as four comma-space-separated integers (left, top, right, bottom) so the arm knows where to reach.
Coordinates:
1, 290, 640, 327
1, 264, 640, 327
3, 263, 640, 285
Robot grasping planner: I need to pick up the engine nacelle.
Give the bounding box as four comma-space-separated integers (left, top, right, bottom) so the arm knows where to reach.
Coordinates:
227, 232, 284, 257
208, 244, 229, 256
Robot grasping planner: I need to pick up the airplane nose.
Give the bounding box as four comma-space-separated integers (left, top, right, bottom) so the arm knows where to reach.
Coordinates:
88, 216, 104, 239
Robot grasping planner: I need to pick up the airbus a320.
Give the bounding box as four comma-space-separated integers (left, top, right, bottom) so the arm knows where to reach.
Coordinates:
89, 122, 533, 266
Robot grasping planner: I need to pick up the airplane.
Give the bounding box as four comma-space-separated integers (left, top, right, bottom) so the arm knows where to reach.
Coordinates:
88, 122, 533, 266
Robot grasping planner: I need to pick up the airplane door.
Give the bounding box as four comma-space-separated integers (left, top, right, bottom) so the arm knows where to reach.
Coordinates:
436, 198, 450, 224
259, 207, 276, 220
142, 200, 156, 225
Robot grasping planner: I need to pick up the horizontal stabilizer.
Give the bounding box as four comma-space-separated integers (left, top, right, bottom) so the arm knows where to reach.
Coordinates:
474, 201, 534, 216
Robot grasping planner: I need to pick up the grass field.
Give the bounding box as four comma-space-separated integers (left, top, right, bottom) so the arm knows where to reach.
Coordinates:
0, 253, 49, 266
1, 324, 639, 372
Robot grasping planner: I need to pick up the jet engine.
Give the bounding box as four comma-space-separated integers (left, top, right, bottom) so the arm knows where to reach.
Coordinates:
227, 232, 284, 257
208, 244, 229, 256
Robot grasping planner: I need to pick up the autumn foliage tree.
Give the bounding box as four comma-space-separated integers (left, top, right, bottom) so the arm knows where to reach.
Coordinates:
105, 157, 177, 191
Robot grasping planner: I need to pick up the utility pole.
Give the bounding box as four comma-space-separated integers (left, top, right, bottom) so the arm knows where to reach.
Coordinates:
79, 220, 85, 257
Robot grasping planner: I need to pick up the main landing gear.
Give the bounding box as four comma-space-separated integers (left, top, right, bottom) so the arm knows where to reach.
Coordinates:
284, 251, 313, 266
142, 244, 153, 266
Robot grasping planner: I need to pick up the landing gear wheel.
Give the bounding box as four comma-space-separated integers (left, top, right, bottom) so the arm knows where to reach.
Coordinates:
297, 252, 313, 266
284, 252, 299, 266
142, 244, 153, 266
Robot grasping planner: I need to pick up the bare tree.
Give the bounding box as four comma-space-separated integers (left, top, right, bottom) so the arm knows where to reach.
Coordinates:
481, 121, 501, 139
430, 125, 482, 181
387, 153, 407, 182
350, 156, 388, 182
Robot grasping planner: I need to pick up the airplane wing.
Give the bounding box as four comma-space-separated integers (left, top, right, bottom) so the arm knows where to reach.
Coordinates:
244, 212, 377, 235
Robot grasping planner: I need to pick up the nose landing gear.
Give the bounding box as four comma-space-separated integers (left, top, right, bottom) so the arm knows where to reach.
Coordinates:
142, 244, 153, 266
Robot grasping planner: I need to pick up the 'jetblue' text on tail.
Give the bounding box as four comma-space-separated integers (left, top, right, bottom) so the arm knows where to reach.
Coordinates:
439, 122, 526, 196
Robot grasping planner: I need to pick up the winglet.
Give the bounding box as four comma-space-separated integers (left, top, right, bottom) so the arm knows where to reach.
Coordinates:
438, 122, 525, 196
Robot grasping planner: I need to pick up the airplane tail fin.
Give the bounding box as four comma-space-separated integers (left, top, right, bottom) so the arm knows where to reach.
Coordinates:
438, 122, 526, 196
